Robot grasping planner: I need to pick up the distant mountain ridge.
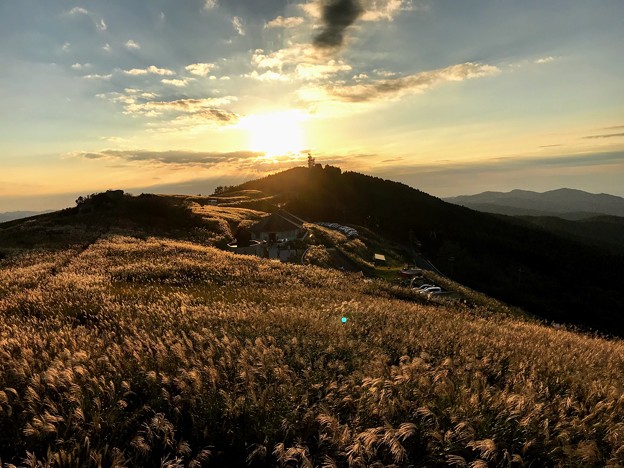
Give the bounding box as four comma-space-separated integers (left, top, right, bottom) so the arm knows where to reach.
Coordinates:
445, 188, 624, 218
0, 210, 52, 223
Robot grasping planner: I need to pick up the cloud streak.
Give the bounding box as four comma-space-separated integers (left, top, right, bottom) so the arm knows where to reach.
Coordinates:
232, 16, 245, 36
124, 66, 175, 76
361, 0, 418, 21
161, 78, 191, 87
97, 92, 239, 123
582, 133, 624, 140
67, 7, 89, 16
73, 149, 262, 167
325, 62, 500, 102
266, 16, 305, 28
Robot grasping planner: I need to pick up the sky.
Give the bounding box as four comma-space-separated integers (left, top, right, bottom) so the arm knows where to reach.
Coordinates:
1, 0, 623, 211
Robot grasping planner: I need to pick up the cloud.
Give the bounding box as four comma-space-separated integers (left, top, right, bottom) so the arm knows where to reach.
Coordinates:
390, 150, 624, 174
249, 45, 352, 81
300, 2, 322, 18
324, 62, 500, 102
99, 92, 239, 123
83, 73, 112, 80
161, 78, 191, 87
313, 0, 363, 49
185, 63, 216, 77
582, 133, 624, 140
125, 40, 141, 50
102, 43, 112, 52
374, 69, 397, 77
361, 0, 419, 21
245, 70, 290, 82
124, 66, 175, 76
203, 0, 218, 10
136, 97, 237, 112
71, 63, 91, 70
62, 42, 71, 52
67, 7, 89, 16
296, 61, 352, 80
65, 7, 109, 32
265, 16, 305, 28
232, 16, 245, 36
535, 56, 556, 64
73, 149, 261, 167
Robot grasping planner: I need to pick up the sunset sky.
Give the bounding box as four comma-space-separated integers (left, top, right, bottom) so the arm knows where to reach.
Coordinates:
1, 0, 623, 211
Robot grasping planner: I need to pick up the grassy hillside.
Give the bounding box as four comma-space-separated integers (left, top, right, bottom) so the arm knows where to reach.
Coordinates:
1, 237, 624, 466
0, 191, 266, 253
233, 166, 624, 336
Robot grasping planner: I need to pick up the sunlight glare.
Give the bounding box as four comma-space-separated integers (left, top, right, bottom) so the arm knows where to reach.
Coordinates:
241, 110, 307, 157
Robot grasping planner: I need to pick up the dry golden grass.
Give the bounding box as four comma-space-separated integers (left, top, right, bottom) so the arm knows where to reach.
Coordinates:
1, 236, 623, 466
304, 245, 334, 269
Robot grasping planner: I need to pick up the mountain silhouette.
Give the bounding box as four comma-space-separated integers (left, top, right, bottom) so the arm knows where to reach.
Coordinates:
445, 188, 624, 218
231, 165, 624, 335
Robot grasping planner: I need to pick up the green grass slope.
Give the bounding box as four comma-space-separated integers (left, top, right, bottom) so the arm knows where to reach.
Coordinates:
1, 237, 624, 466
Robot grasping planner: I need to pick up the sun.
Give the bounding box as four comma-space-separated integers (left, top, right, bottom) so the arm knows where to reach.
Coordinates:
241, 110, 307, 157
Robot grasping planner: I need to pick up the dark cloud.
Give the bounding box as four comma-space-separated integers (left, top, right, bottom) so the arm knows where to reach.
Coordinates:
76, 150, 262, 166
582, 132, 624, 139
313, 0, 363, 49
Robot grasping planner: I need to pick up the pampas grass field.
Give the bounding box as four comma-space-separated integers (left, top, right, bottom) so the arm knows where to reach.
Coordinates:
1, 236, 623, 466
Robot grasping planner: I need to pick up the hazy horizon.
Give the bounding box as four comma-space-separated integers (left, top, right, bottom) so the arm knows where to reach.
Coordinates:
2, 0, 623, 211
2, 167, 624, 214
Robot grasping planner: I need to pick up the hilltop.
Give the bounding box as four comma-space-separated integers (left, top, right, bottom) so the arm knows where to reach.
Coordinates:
227, 166, 624, 336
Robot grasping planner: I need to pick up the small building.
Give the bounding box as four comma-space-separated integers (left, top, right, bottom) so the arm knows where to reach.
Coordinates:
249, 210, 306, 243
373, 253, 387, 266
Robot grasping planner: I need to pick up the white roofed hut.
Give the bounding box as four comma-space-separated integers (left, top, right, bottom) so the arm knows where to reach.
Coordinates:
249, 210, 306, 244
